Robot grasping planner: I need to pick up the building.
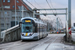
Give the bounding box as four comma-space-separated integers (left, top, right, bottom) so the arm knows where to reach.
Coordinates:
0, 0, 33, 31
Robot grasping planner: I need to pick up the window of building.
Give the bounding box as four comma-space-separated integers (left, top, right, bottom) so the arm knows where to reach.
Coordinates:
4, 6, 10, 9
3, 0, 5, 2
1, 18, 4, 21
17, 0, 19, 3
1, 29, 5, 31
5, 12, 7, 14
7, 23, 9, 28
7, 18, 9, 22
1, 23, 4, 27
12, 6, 15, 8
12, 17, 15, 20
18, 6, 21, 10
7, 12, 10, 16
7, 0, 10, 2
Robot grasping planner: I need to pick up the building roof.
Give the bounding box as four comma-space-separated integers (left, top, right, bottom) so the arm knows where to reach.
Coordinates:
0, 0, 32, 10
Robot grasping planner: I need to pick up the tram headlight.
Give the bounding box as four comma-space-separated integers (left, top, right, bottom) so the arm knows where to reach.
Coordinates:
29, 33, 33, 36
22, 34, 24, 36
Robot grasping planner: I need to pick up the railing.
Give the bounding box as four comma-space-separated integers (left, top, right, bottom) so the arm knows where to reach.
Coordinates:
1, 25, 21, 42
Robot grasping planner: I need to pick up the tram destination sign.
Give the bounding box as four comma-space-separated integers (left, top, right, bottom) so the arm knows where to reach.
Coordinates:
25, 20, 31, 22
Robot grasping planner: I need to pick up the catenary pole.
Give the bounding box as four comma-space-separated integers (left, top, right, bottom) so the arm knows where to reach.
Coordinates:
56, 17, 58, 33
15, 0, 16, 25
0, 0, 7, 38
0, 0, 1, 38
22, 5, 23, 18
66, 8, 68, 41
68, 0, 72, 42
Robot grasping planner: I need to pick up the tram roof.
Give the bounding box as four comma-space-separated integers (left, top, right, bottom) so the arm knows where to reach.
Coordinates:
21, 17, 47, 25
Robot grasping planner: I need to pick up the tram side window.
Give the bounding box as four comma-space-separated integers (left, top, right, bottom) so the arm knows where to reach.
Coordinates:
34, 24, 37, 32
39, 27, 43, 32
42, 25, 46, 32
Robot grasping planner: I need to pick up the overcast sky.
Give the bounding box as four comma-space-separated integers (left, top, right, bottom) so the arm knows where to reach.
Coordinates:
23, 0, 75, 27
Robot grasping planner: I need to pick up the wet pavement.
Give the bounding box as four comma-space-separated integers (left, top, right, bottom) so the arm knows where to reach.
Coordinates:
0, 34, 75, 50
72, 33, 75, 42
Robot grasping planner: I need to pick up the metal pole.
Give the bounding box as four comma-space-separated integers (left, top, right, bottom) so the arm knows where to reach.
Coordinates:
68, 0, 72, 42
56, 17, 58, 33
35, 13, 66, 15
0, 0, 7, 38
65, 8, 68, 41
36, 8, 67, 10
0, 0, 7, 29
0, 0, 1, 38
15, 0, 16, 25
59, 20, 60, 31
0, 17, 1, 38
33, 11, 35, 18
22, 5, 23, 18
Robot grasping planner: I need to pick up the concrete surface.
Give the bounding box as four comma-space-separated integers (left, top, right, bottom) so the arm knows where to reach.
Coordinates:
72, 33, 75, 42
33, 43, 75, 50
0, 34, 75, 50
33, 34, 75, 50
0, 38, 2, 43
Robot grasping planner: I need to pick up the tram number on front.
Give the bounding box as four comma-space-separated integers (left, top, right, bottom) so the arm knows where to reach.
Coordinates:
25, 33, 28, 36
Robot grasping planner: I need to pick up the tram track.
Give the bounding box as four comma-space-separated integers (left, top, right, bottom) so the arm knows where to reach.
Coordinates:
0, 34, 64, 50
0, 35, 49, 50
32, 34, 58, 50
45, 36, 59, 50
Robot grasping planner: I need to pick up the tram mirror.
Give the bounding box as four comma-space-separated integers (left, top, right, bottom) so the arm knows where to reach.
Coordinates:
19, 22, 22, 27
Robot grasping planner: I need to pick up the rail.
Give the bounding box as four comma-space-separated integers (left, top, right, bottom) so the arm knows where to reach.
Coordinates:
0, 25, 21, 42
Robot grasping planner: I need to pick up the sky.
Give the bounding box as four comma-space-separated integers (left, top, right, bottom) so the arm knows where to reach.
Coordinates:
23, 0, 75, 28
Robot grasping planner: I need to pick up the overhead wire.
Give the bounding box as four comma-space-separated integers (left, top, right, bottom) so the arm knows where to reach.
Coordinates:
46, 0, 55, 14
34, 0, 42, 8
26, 0, 37, 8
46, 0, 57, 23
46, 0, 57, 21
34, 0, 47, 15
25, 0, 47, 18
46, 0, 63, 29
49, 0, 63, 28
49, 0, 57, 14
25, 0, 63, 28
33, 0, 42, 13
58, 17, 63, 28
25, 0, 37, 17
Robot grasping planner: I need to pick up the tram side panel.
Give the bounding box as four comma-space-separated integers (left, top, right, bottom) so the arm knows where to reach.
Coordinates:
42, 25, 46, 37
38, 23, 48, 39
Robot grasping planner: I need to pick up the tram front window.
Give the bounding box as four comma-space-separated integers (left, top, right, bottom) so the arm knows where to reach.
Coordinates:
22, 24, 33, 33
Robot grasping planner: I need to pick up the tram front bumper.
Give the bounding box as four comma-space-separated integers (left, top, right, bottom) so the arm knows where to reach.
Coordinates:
21, 36, 38, 40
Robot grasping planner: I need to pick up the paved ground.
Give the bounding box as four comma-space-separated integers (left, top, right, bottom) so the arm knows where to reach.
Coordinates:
0, 34, 75, 50
0, 38, 2, 43
72, 33, 75, 42
33, 34, 75, 50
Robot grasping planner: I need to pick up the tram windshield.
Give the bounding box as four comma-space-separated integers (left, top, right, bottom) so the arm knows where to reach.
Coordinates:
21, 19, 34, 33
22, 24, 33, 33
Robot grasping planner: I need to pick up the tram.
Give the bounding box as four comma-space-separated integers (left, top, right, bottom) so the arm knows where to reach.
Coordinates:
19, 17, 48, 41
